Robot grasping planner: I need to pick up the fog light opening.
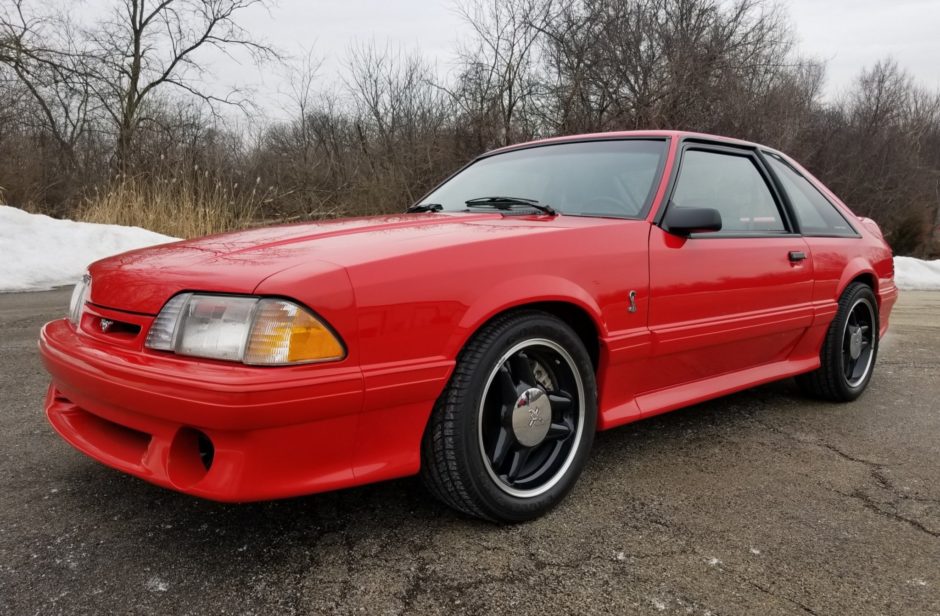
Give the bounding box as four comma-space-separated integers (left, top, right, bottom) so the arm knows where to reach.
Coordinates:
197, 431, 214, 470
167, 427, 215, 488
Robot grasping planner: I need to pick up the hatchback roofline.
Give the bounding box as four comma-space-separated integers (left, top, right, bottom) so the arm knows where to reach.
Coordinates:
483, 129, 765, 158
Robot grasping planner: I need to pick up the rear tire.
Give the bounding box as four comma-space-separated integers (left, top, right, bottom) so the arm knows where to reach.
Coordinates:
797, 282, 879, 402
420, 310, 597, 522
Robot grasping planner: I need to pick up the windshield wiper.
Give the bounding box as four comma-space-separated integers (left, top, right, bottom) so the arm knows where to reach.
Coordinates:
406, 203, 443, 213
465, 196, 557, 216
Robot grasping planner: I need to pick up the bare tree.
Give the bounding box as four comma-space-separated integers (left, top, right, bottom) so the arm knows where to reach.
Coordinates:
0, 0, 94, 163
84, 0, 277, 169
448, 0, 551, 148
275, 49, 323, 197
1, 0, 277, 171
538, 0, 803, 134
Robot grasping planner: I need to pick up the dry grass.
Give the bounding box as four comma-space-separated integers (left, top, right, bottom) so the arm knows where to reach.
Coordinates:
77, 174, 277, 238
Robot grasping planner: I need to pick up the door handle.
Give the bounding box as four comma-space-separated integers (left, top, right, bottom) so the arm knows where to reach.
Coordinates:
788, 251, 807, 262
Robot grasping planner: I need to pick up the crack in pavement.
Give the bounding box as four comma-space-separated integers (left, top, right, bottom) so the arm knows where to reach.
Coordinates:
749, 415, 940, 540
837, 487, 939, 538
742, 578, 821, 615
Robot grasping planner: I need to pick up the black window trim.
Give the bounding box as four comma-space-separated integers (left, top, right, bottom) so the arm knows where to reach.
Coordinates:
411, 136, 672, 222
758, 149, 861, 239
655, 138, 799, 239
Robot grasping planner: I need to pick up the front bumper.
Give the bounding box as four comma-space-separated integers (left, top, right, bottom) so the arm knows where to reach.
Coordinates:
39, 318, 366, 501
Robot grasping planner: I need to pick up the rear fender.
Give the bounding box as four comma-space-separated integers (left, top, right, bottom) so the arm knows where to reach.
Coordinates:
836, 258, 879, 298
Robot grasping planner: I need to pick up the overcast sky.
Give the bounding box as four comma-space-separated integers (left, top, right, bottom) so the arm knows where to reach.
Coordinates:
785, 0, 940, 94
117, 0, 940, 118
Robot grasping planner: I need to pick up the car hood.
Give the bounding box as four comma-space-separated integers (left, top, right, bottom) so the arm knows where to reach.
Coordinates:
87, 213, 572, 314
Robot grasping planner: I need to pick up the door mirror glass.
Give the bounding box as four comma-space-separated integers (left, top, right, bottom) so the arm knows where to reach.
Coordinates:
664, 206, 722, 236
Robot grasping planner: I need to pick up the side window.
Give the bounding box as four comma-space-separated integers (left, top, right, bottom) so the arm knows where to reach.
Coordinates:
763, 154, 857, 237
671, 149, 786, 234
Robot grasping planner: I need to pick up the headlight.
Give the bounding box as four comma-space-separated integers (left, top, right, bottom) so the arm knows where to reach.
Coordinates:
68, 273, 91, 326
145, 294, 345, 365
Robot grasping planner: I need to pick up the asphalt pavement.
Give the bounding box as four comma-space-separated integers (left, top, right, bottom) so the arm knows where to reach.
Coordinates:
1, 288, 938, 615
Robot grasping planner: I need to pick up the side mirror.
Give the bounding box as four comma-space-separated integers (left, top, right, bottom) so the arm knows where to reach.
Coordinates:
663, 206, 722, 236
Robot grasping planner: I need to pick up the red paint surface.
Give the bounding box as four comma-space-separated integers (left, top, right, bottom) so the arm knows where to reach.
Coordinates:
39, 130, 897, 501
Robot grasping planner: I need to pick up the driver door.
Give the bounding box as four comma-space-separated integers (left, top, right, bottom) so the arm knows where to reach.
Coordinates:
642, 144, 814, 396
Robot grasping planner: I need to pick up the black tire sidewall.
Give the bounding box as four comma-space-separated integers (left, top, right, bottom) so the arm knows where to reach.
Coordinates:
453, 313, 597, 522
829, 284, 880, 400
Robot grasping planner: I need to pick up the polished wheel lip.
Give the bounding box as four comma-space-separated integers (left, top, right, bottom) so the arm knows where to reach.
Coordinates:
842, 297, 876, 388
478, 338, 585, 499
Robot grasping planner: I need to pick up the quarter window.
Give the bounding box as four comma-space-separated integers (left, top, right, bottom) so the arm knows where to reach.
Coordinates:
764, 154, 857, 236
671, 149, 786, 234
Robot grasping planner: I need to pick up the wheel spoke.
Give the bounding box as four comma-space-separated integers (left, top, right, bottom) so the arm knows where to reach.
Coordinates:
491, 428, 514, 470
497, 365, 518, 405
506, 447, 532, 481
509, 353, 537, 387
548, 391, 572, 413
546, 421, 572, 441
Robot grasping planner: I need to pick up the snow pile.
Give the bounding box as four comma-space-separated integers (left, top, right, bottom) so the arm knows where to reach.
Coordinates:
0, 205, 178, 292
894, 256, 940, 291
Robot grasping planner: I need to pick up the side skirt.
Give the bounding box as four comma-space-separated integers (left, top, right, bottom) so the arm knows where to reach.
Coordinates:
598, 356, 820, 430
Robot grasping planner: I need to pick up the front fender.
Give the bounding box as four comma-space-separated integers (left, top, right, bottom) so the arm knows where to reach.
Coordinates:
444, 274, 607, 359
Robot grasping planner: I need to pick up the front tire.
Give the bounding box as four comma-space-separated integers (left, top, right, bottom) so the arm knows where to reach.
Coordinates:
797, 282, 879, 402
421, 310, 597, 522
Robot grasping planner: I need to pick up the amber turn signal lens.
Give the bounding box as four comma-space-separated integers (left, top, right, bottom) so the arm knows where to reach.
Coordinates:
243, 299, 345, 365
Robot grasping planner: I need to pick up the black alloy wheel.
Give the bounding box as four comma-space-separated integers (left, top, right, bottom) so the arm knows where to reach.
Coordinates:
797, 282, 880, 402
842, 297, 876, 388
477, 338, 584, 498
421, 310, 597, 522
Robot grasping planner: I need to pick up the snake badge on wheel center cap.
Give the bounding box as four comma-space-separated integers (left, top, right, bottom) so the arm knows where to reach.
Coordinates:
511, 388, 552, 447
849, 327, 863, 359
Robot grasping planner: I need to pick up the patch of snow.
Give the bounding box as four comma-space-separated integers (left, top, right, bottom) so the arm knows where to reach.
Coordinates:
146, 576, 169, 592
0, 205, 178, 292
894, 257, 940, 291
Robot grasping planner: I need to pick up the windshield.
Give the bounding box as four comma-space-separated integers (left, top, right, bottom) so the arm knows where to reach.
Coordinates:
418, 139, 667, 218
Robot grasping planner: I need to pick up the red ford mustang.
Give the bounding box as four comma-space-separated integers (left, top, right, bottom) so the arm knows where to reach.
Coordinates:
40, 131, 897, 522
